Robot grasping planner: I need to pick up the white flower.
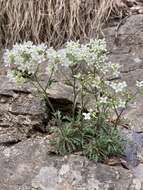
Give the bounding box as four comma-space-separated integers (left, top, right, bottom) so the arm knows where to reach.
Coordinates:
91, 76, 101, 88
103, 62, 121, 82
89, 39, 107, 53
83, 113, 91, 120
117, 99, 126, 108
136, 81, 143, 88
109, 81, 127, 93
109, 63, 121, 77
99, 96, 108, 104
65, 41, 82, 63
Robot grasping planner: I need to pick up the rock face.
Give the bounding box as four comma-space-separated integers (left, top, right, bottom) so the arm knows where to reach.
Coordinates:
1, 14, 143, 190
0, 76, 45, 143
0, 76, 74, 143
0, 136, 142, 190
105, 14, 143, 131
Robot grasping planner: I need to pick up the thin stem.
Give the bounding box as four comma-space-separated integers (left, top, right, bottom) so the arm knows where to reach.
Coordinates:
71, 68, 78, 121
112, 99, 125, 127
45, 67, 55, 91
81, 84, 84, 115
112, 100, 119, 118
72, 76, 77, 120
79, 83, 84, 128
33, 75, 55, 113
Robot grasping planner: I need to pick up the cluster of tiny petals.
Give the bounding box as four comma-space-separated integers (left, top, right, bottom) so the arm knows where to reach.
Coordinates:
4, 41, 47, 76
136, 81, 143, 88
90, 76, 101, 88
105, 62, 121, 77
116, 99, 126, 109
99, 96, 108, 104
109, 81, 127, 93
61, 39, 121, 79
4, 39, 123, 82
83, 112, 91, 120
54, 39, 107, 68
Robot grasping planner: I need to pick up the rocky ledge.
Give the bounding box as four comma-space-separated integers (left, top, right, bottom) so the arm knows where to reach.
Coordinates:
0, 137, 143, 190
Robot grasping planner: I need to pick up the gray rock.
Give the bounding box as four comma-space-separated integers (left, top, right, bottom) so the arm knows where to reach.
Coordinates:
0, 75, 74, 143
121, 128, 143, 167
0, 76, 45, 142
104, 14, 143, 131
0, 137, 142, 190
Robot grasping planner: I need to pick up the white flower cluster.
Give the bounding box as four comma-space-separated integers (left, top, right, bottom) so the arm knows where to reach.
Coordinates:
90, 76, 101, 89
111, 63, 121, 77
99, 96, 108, 104
4, 41, 47, 75
116, 99, 126, 109
109, 81, 127, 93
136, 81, 143, 88
47, 39, 107, 68
83, 112, 91, 120
4, 39, 122, 84
105, 62, 121, 77
4, 41, 64, 82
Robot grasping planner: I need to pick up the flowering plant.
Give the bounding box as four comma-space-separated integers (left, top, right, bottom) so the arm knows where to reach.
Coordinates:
4, 39, 131, 161
46, 39, 129, 124
4, 41, 58, 113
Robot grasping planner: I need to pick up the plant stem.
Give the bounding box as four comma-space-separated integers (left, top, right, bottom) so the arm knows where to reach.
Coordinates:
45, 66, 54, 91
73, 76, 76, 120
71, 68, 77, 121
33, 75, 55, 113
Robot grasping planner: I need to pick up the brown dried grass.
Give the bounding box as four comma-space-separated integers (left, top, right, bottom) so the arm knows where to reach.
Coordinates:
0, 0, 128, 48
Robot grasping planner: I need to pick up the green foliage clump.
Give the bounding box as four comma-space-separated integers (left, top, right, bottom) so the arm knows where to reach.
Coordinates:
82, 124, 123, 161
50, 125, 82, 155
50, 114, 124, 162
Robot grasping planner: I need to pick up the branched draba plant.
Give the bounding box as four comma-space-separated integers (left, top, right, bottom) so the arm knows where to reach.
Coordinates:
4, 39, 130, 161
4, 41, 58, 113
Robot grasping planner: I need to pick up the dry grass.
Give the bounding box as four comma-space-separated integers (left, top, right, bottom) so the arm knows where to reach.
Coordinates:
0, 0, 129, 48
